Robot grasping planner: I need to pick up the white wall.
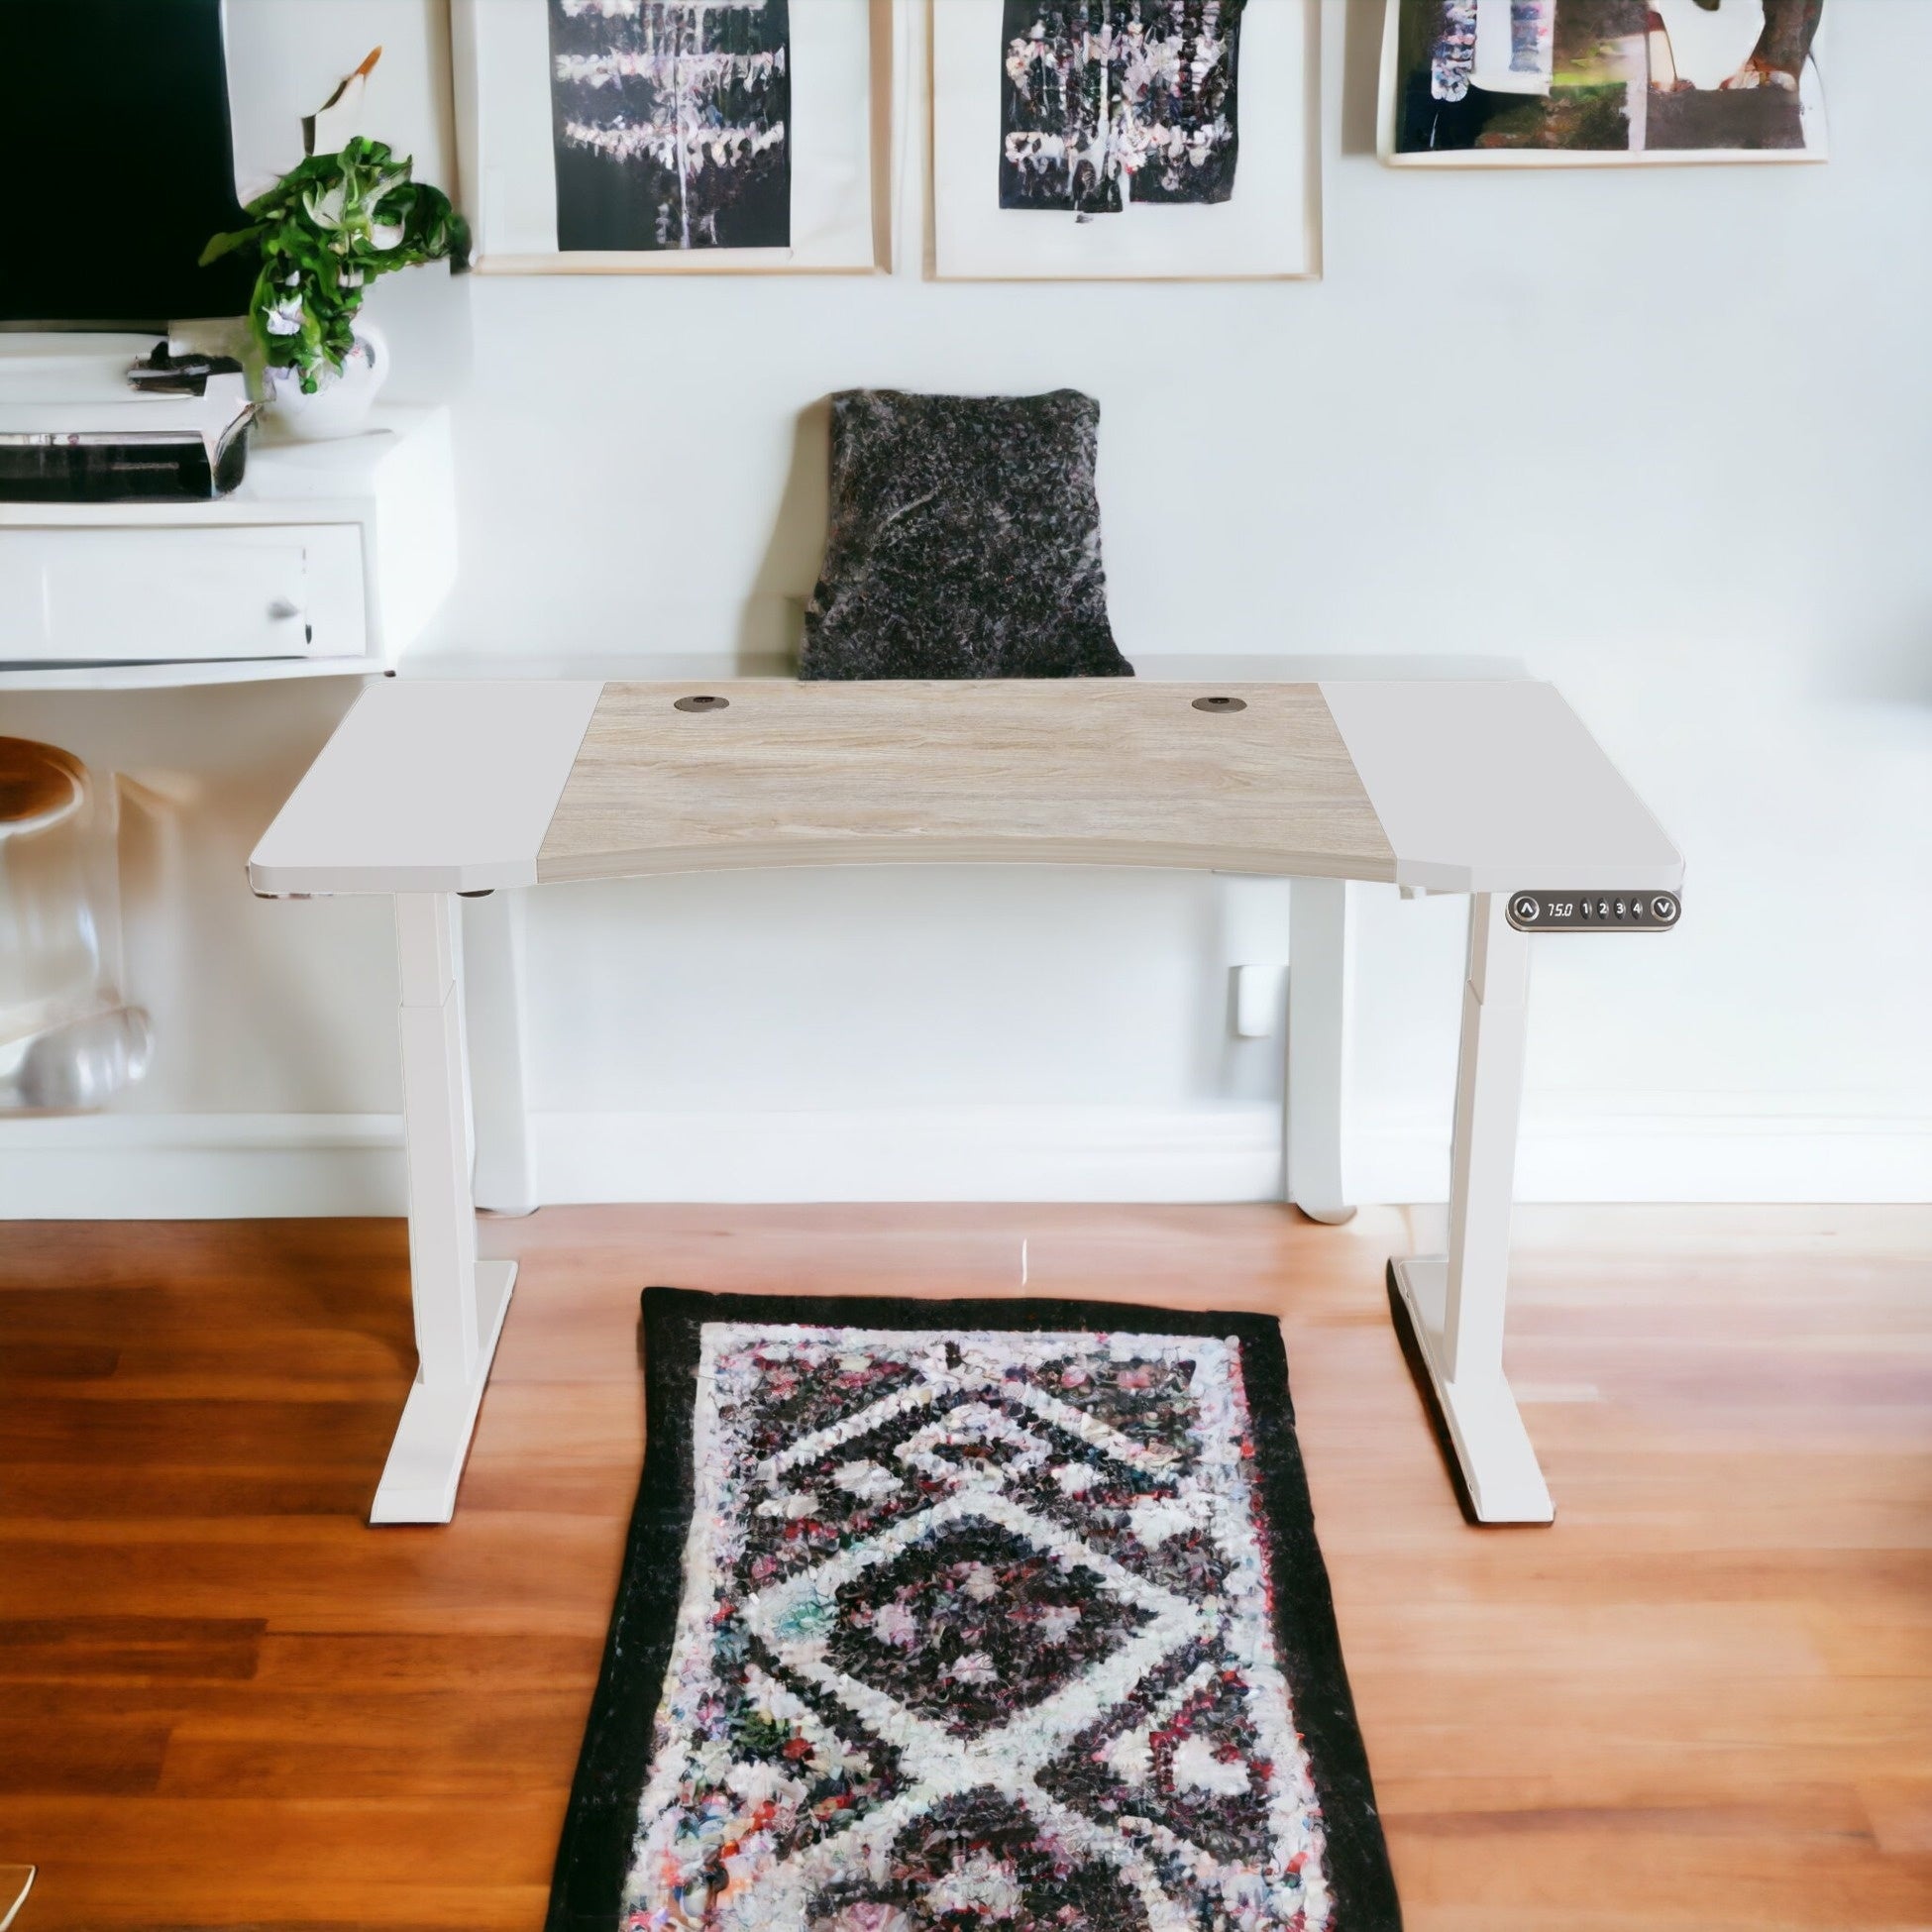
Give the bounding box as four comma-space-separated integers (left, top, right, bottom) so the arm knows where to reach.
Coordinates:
5, 0, 1929, 1212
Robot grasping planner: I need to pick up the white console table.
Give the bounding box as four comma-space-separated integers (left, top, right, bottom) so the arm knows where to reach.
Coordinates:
0, 402, 455, 692
250, 676, 1682, 1526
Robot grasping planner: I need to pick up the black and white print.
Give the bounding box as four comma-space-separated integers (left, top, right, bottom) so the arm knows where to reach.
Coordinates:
1000, 1, 1248, 215
549, 0, 791, 252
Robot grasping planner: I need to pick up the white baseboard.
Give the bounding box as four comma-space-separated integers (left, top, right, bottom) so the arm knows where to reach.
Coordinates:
2, 1101, 1926, 1219
533, 1107, 1286, 1206
1353, 1102, 1932, 1208
0, 1113, 405, 1220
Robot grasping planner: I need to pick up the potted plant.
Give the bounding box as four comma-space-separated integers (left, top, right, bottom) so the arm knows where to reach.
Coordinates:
201, 106, 468, 438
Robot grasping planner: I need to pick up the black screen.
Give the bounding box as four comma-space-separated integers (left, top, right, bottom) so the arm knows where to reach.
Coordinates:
0, 0, 255, 325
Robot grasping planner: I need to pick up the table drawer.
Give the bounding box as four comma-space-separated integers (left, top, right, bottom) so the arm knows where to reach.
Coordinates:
0, 524, 367, 664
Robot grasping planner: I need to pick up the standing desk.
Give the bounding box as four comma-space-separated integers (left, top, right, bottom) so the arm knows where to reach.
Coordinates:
250, 677, 1682, 1526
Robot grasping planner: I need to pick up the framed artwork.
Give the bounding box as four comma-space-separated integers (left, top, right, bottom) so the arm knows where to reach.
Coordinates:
930, 0, 1319, 281
452, 0, 889, 272
1379, 0, 1827, 164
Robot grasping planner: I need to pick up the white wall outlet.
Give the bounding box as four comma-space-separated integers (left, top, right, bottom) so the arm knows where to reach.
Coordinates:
1232, 963, 1285, 1039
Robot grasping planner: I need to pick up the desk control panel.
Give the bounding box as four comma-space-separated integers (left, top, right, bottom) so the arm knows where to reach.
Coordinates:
1507, 890, 1680, 932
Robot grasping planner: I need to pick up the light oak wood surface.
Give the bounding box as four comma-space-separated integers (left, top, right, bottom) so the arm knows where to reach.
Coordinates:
3, 1205, 1927, 1930
536, 680, 1397, 884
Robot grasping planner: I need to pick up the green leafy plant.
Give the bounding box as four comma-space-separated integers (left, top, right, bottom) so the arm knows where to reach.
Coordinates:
201, 136, 469, 393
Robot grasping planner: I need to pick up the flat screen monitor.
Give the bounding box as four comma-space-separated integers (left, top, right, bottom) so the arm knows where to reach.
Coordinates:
0, 0, 255, 326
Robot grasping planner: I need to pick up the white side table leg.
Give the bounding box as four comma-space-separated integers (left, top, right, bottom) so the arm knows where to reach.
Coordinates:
1286, 877, 1356, 1224
1389, 893, 1554, 1523
372, 892, 517, 1525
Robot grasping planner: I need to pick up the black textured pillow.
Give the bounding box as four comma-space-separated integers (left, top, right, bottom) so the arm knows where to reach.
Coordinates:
800, 388, 1133, 681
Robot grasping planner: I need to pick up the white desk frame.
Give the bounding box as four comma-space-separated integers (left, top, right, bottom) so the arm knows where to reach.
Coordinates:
251, 677, 1682, 1527
374, 893, 511, 1521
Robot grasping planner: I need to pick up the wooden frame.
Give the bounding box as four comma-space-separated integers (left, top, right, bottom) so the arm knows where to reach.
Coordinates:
929, 0, 1321, 282
451, 0, 893, 274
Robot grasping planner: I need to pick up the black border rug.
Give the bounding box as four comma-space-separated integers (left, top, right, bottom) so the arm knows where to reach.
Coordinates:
547, 1287, 1401, 1930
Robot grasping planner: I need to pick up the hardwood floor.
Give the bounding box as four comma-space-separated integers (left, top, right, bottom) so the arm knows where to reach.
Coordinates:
2, 1204, 1928, 1931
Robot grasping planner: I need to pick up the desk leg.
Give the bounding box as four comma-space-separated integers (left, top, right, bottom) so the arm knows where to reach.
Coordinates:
1287, 878, 1356, 1224
371, 892, 517, 1525
464, 889, 538, 1216
1389, 893, 1554, 1524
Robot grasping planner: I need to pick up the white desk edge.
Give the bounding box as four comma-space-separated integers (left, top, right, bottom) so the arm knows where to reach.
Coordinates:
247, 677, 1684, 898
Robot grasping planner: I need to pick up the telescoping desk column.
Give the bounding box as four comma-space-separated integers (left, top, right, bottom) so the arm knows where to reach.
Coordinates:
250, 678, 1682, 1525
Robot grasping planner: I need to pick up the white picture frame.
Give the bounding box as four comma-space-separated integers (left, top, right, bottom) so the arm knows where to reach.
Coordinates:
452, 0, 890, 273
929, 0, 1319, 281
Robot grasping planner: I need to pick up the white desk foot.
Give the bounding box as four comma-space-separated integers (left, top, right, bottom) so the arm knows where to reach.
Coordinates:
1298, 1201, 1358, 1227
371, 1262, 516, 1525
1389, 1257, 1553, 1525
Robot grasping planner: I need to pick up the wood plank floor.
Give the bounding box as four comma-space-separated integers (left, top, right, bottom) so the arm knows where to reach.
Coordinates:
2, 1205, 1928, 1932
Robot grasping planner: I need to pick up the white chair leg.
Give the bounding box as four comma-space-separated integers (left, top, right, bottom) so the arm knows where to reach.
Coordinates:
463, 888, 538, 1217
1286, 876, 1356, 1224
1388, 893, 1553, 1524
373, 891, 516, 1525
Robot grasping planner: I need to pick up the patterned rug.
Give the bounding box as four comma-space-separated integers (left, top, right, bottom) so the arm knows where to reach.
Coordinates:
548, 1289, 1400, 1932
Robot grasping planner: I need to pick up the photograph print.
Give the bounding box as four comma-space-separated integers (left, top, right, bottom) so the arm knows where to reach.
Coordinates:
932, 0, 1316, 280
452, 0, 882, 272
1380, 0, 1827, 163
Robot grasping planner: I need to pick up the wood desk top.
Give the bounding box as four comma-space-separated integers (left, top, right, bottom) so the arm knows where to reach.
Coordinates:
248, 677, 1682, 898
